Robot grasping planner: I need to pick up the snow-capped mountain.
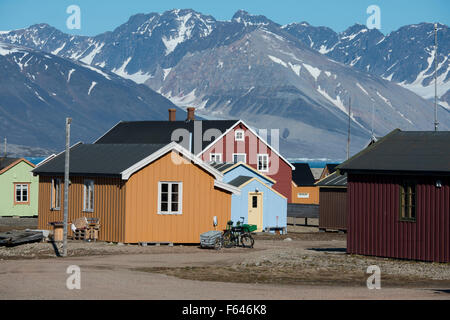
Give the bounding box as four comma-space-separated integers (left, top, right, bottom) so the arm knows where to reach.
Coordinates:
1, 9, 449, 158
0, 42, 182, 150
283, 22, 450, 108
0, 9, 218, 84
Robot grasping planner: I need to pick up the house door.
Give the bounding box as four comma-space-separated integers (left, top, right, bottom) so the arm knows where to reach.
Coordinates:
248, 192, 263, 232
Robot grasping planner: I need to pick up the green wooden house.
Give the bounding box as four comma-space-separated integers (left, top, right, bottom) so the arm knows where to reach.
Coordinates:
0, 157, 38, 217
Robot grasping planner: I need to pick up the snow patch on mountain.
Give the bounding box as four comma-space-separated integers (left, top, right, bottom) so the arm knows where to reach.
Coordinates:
163, 68, 172, 80
80, 63, 111, 80
268, 55, 287, 67
80, 42, 104, 64
88, 81, 97, 95
52, 42, 66, 55
303, 63, 321, 81
162, 12, 194, 55
67, 68, 75, 82
356, 82, 369, 95
0, 43, 20, 56
112, 58, 153, 84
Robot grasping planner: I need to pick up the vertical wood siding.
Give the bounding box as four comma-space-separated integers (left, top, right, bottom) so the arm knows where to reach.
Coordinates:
201, 123, 292, 202
318, 188, 347, 230
124, 151, 232, 243
347, 174, 450, 263
37, 175, 126, 242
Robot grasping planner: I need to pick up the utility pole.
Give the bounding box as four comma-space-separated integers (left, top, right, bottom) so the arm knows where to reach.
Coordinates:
62, 117, 72, 257
347, 97, 351, 160
3, 137, 6, 158
434, 23, 439, 131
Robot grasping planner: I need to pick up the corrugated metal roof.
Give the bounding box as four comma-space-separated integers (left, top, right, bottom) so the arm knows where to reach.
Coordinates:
227, 176, 254, 187
339, 129, 450, 174
33, 143, 166, 176
316, 172, 347, 186
211, 162, 236, 172
95, 120, 238, 150
0, 157, 20, 171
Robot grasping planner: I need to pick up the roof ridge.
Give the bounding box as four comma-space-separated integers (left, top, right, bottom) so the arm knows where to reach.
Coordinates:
337, 128, 401, 171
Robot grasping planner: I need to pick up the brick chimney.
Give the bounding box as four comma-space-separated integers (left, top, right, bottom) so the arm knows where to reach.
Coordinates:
168, 108, 176, 121
186, 107, 195, 121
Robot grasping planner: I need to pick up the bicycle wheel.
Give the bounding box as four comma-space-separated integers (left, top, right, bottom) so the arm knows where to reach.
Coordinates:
222, 231, 234, 248
241, 233, 254, 248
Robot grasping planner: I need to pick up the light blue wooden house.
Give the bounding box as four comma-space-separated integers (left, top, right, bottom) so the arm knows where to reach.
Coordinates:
211, 162, 287, 233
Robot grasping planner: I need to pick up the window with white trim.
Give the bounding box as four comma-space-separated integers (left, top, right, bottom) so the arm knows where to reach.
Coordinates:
15, 184, 29, 203
158, 182, 182, 214
209, 153, 222, 163
257, 154, 269, 172
83, 179, 94, 212
233, 153, 246, 163
51, 178, 61, 210
235, 130, 244, 141
297, 193, 310, 199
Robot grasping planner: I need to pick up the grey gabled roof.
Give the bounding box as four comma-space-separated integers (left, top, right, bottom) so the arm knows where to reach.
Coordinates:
338, 129, 450, 174
95, 120, 238, 151
316, 172, 347, 187
211, 162, 236, 172
0, 157, 21, 171
33, 143, 166, 176
227, 176, 254, 187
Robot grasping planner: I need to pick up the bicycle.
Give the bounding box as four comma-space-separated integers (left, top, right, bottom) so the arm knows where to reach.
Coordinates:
222, 217, 255, 248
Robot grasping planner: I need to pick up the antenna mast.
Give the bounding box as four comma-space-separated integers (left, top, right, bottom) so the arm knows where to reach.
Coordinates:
434, 23, 439, 131
347, 97, 351, 160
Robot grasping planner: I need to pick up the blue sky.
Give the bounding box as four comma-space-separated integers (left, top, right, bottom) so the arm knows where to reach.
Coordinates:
0, 0, 448, 36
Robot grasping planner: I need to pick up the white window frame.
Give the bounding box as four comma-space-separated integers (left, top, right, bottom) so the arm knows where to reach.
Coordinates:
15, 184, 29, 203
257, 153, 269, 172
232, 153, 247, 164
51, 178, 61, 210
235, 130, 245, 141
297, 192, 310, 199
158, 181, 183, 215
83, 179, 95, 212
209, 153, 223, 163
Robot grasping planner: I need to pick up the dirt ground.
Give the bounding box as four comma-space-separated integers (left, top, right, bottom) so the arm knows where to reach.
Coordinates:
0, 225, 449, 299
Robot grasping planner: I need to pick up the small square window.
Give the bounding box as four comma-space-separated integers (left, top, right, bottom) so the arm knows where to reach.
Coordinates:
235, 130, 244, 141
209, 153, 222, 163
233, 154, 246, 163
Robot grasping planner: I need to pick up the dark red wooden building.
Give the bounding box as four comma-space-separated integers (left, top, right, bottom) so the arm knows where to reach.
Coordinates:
339, 129, 450, 263
316, 172, 347, 232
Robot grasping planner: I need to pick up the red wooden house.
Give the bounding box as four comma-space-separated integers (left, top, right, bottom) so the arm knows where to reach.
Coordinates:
339, 129, 450, 263
198, 120, 294, 202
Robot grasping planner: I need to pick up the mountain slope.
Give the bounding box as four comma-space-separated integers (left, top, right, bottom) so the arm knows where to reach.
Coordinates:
0, 42, 183, 150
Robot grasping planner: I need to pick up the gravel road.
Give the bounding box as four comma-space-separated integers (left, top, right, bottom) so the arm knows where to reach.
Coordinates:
0, 233, 449, 300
